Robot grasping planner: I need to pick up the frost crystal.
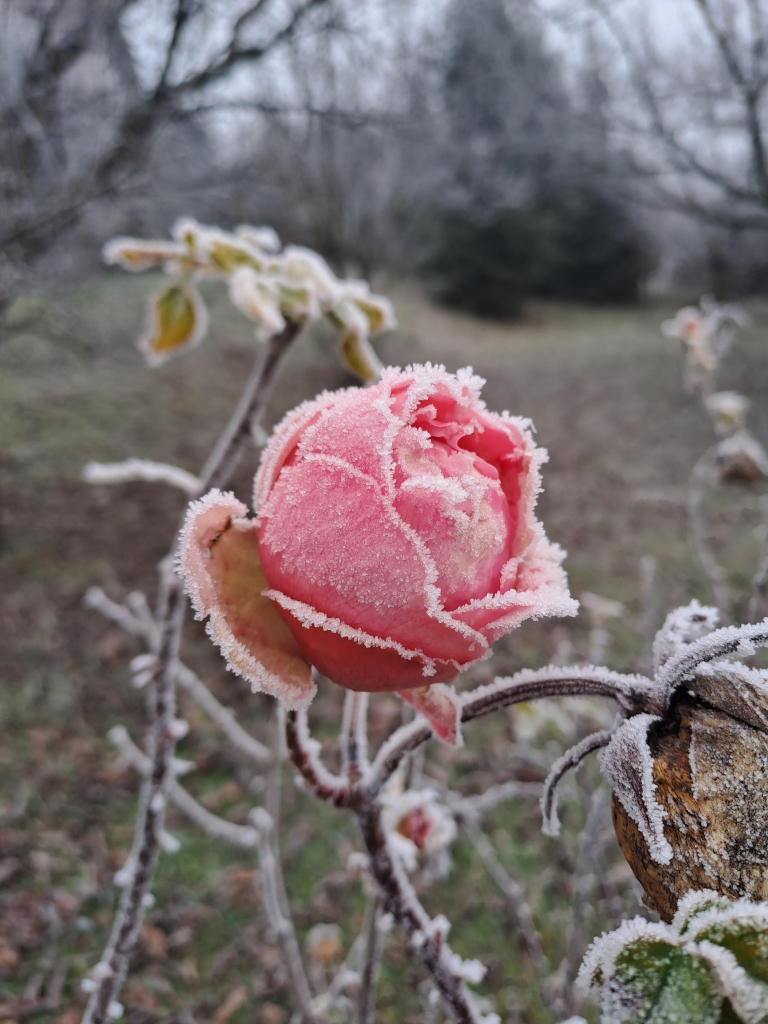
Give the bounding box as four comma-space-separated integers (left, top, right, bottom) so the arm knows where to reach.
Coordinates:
600, 715, 673, 865
693, 661, 768, 733
653, 600, 719, 676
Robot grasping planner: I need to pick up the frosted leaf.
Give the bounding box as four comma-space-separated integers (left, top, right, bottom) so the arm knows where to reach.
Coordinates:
176, 489, 315, 709
540, 728, 614, 836
228, 266, 286, 340
281, 246, 340, 306
338, 329, 383, 383
693, 940, 768, 1024
600, 715, 673, 865
102, 237, 187, 271
672, 890, 733, 936
139, 282, 208, 366
692, 661, 768, 733
653, 601, 720, 676
578, 919, 721, 1024
398, 685, 463, 747
706, 391, 750, 437
236, 224, 281, 253
660, 619, 768, 695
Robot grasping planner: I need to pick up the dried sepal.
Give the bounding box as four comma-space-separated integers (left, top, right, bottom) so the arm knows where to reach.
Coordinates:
397, 684, 463, 748
540, 728, 613, 836
600, 714, 672, 866
652, 600, 720, 677
714, 431, 768, 484
177, 489, 314, 709
140, 283, 208, 365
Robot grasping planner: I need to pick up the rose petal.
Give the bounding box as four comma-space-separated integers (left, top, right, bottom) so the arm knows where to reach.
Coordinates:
177, 489, 314, 708
397, 684, 463, 747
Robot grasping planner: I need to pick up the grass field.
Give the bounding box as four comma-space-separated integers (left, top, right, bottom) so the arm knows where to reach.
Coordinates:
2, 274, 768, 1024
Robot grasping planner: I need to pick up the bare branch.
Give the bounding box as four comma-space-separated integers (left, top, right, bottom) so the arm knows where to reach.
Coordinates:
355, 893, 383, 1024
83, 459, 201, 495
286, 709, 350, 805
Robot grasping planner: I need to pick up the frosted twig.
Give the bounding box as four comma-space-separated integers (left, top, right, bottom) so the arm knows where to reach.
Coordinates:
458, 781, 544, 816
540, 730, 614, 837
460, 820, 559, 1017
84, 459, 200, 495
175, 662, 272, 764
250, 808, 317, 1022
355, 892, 383, 1024
108, 726, 261, 848
286, 709, 350, 805
354, 798, 489, 1024
365, 666, 659, 796
84, 587, 146, 637
83, 322, 303, 1024
83, 585, 185, 1024
688, 446, 732, 617
342, 691, 369, 780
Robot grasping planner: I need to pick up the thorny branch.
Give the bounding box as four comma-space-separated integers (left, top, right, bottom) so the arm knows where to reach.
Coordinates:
82, 322, 302, 1024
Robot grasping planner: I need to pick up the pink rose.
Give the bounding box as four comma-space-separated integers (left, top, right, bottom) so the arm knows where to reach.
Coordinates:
178, 365, 575, 741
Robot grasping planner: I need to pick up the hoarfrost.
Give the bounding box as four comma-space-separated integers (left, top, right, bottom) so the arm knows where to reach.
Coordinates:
599, 715, 673, 865
693, 661, 768, 733
540, 728, 614, 836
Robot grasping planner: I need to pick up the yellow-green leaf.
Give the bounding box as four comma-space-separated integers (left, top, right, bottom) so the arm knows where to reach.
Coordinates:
140, 284, 208, 365
339, 330, 382, 384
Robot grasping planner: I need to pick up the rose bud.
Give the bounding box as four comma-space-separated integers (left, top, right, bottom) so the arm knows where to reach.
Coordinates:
178, 365, 575, 742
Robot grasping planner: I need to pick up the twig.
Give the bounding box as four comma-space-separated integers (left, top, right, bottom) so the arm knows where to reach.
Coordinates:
82, 322, 302, 1024
638, 555, 659, 675
250, 809, 317, 1022
457, 781, 543, 816
84, 588, 272, 764
108, 725, 261, 848
286, 709, 350, 805
749, 494, 768, 622
342, 691, 369, 781
83, 459, 200, 495
460, 821, 558, 1016
355, 892, 383, 1024
365, 666, 659, 796
688, 447, 732, 617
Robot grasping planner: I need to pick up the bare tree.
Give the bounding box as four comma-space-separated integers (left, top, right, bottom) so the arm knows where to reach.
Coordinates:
0, 0, 336, 304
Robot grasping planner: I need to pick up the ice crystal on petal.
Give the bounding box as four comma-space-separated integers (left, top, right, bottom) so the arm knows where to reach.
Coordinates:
600, 715, 673, 865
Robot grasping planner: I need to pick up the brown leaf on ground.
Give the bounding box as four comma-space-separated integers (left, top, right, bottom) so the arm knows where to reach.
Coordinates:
257, 1005, 285, 1024
200, 781, 241, 812
97, 628, 129, 664
140, 924, 167, 959
0, 945, 20, 973
0, 859, 21, 887
176, 957, 198, 985
210, 986, 247, 1024
54, 1008, 81, 1024
167, 924, 194, 953
215, 867, 258, 908
124, 986, 158, 1013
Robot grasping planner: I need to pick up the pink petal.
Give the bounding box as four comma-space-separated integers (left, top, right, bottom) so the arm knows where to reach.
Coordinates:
398, 684, 463, 747
177, 489, 314, 708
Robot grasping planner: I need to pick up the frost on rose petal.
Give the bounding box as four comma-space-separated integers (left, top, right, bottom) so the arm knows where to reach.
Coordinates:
692, 661, 768, 733
600, 715, 673, 866
398, 684, 463, 747
176, 489, 314, 709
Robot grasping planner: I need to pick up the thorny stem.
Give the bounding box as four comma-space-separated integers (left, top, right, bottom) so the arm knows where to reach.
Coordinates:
688, 446, 733, 617
365, 666, 658, 797
251, 807, 317, 1022
83, 322, 302, 1024
355, 892, 383, 1024
354, 797, 485, 1024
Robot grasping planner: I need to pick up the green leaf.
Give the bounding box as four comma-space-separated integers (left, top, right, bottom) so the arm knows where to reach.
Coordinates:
696, 923, 768, 987
338, 330, 382, 383
605, 941, 722, 1024
140, 284, 207, 365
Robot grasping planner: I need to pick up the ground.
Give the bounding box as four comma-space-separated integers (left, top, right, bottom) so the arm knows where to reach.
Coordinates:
2, 274, 767, 1024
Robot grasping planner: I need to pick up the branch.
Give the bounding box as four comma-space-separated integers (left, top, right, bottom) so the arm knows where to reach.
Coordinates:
342, 691, 369, 781
83, 459, 200, 495
354, 799, 490, 1024
250, 808, 317, 1021
365, 666, 659, 795
285, 709, 350, 805
84, 587, 272, 764
355, 893, 383, 1024
82, 304, 302, 1024
108, 725, 261, 848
